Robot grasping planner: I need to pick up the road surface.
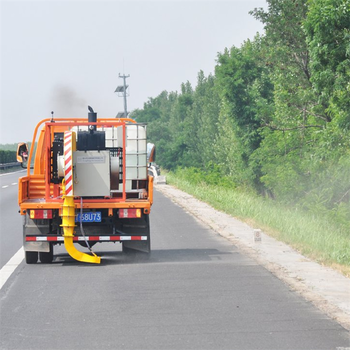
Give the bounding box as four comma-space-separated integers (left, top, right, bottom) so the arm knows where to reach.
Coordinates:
0, 171, 349, 349
0, 170, 25, 269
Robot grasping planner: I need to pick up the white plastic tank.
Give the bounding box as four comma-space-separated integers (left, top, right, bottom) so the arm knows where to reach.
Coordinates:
125, 124, 147, 180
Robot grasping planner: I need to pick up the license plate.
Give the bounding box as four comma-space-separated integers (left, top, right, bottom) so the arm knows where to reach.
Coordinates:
75, 212, 102, 223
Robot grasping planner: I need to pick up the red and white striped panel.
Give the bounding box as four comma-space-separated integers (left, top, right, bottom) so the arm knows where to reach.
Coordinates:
64, 131, 73, 196
26, 236, 147, 242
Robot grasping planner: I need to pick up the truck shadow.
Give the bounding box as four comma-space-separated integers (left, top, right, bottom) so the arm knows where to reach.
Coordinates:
54, 248, 236, 266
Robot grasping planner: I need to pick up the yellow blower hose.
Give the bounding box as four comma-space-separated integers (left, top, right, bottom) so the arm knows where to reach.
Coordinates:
61, 131, 101, 264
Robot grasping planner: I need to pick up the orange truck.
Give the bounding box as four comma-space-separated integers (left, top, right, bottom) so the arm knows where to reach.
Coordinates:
17, 108, 154, 264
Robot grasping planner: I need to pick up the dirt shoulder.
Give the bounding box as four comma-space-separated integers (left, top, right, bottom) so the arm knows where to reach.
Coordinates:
155, 183, 350, 331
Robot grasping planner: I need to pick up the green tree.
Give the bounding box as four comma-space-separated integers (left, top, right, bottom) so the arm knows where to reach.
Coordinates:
249, 0, 319, 199
0, 150, 16, 163
215, 36, 274, 187
186, 71, 220, 169
304, 0, 350, 131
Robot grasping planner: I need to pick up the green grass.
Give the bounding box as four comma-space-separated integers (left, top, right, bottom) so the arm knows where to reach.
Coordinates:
166, 171, 350, 275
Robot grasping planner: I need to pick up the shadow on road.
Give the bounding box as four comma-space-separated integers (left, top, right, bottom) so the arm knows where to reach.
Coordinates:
53, 248, 235, 266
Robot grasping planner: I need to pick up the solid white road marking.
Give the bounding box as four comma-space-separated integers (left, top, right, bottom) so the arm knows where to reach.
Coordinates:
12, 183, 17, 185
2, 185, 9, 189
0, 247, 24, 290
0, 170, 26, 177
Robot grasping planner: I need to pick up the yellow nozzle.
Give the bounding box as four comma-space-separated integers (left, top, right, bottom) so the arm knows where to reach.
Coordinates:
64, 236, 101, 264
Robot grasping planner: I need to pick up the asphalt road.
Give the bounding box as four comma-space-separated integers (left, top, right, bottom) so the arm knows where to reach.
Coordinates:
0, 171, 349, 350
0, 170, 26, 269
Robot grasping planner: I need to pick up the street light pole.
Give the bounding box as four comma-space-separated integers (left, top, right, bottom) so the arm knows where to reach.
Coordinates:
119, 73, 130, 118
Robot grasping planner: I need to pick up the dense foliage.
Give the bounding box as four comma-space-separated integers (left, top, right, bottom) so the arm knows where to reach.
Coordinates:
132, 0, 350, 227
0, 150, 17, 163
0, 143, 33, 164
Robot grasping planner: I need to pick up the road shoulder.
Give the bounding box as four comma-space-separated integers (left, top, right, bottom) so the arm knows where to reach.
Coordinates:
155, 183, 350, 331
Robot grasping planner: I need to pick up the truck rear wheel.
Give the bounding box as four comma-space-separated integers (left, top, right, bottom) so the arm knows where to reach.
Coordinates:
39, 244, 53, 263
25, 251, 38, 264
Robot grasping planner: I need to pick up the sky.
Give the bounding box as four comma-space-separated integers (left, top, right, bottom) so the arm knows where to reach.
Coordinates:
0, 0, 266, 144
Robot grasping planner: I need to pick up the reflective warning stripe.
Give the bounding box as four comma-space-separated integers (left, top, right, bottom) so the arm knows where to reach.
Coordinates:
26, 236, 147, 242
64, 131, 73, 196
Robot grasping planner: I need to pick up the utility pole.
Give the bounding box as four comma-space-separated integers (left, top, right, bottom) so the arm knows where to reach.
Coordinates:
115, 73, 130, 118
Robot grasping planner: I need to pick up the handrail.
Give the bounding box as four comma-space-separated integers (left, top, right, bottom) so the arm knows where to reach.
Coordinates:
27, 118, 51, 176
27, 117, 137, 177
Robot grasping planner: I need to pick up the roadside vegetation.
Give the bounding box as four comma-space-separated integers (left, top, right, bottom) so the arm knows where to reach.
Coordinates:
0, 143, 33, 174
0, 150, 17, 164
167, 168, 350, 276
133, 0, 350, 274
0, 142, 19, 162
0, 150, 21, 174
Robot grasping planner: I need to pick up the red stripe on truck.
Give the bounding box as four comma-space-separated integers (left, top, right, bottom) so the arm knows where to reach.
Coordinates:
25, 236, 147, 242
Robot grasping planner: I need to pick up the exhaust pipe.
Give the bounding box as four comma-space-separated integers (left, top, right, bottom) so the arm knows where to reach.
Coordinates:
88, 105, 97, 132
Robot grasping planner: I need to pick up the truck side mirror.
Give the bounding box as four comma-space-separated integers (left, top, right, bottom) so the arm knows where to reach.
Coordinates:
147, 143, 156, 163
17, 143, 29, 163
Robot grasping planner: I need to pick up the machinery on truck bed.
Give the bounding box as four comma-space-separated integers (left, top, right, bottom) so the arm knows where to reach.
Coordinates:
17, 107, 154, 264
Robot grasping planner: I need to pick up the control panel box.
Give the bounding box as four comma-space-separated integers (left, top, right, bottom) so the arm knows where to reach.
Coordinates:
73, 150, 110, 197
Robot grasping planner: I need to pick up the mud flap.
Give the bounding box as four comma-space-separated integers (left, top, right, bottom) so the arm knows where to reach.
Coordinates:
123, 239, 150, 254
122, 215, 151, 254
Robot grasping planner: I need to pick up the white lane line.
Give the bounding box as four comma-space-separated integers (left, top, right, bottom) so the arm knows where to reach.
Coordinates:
0, 170, 26, 177
2, 185, 9, 189
12, 183, 17, 186
0, 247, 24, 290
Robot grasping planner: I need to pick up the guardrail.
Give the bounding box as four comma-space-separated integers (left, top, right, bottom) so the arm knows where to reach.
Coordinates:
0, 162, 20, 169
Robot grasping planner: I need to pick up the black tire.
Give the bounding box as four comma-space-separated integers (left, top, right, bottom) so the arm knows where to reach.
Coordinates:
39, 244, 53, 263
25, 251, 38, 264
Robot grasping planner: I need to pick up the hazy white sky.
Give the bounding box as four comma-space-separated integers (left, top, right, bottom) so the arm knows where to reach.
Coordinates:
0, 0, 266, 144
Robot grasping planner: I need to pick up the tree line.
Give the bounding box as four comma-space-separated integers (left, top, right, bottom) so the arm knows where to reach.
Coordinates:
0, 143, 33, 164
0, 150, 17, 164
135, 0, 349, 222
